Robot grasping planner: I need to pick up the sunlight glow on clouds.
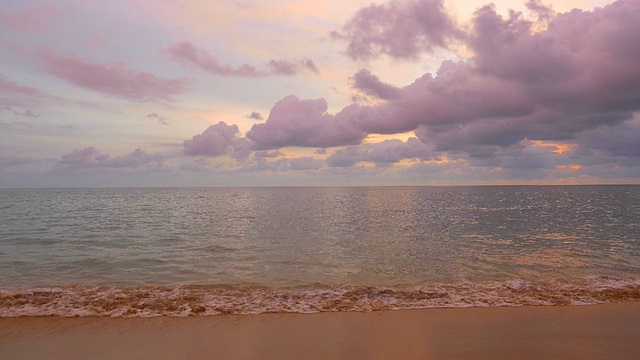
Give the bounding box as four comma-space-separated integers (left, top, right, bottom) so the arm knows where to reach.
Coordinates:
1, 0, 639, 187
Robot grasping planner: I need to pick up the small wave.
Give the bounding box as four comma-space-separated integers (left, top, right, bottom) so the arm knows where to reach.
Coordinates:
0, 276, 638, 318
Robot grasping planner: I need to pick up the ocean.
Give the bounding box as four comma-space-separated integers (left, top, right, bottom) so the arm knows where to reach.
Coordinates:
0, 186, 638, 317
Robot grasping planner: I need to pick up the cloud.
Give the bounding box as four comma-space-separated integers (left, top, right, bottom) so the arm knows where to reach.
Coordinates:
237, 156, 323, 173
146, 113, 169, 125
0, 6, 55, 32
525, 0, 554, 23
168, 41, 318, 77
267, 58, 318, 75
0, 105, 39, 117
183, 121, 252, 158
57, 147, 165, 169
254, 150, 283, 158
237, 157, 290, 172
246, 95, 366, 148
0, 74, 44, 106
256, 0, 640, 164
37, 49, 191, 102
289, 156, 324, 170
247, 111, 263, 120
351, 69, 402, 100
575, 117, 640, 158
338, 0, 463, 60
327, 138, 436, 167
0, 156, 43, 173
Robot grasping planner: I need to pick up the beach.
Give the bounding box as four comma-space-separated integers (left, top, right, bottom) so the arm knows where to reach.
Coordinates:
1, 187, 638, 358
1, 303, 639, 359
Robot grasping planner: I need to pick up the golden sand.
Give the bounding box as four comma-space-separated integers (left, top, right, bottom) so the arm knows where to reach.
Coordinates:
1, 303, 639, 359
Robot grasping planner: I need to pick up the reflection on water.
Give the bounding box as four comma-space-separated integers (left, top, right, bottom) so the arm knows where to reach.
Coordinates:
0, 186, 638, 289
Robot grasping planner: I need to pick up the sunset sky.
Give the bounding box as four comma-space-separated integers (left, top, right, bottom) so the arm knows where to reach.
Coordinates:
1, 0, 639, 187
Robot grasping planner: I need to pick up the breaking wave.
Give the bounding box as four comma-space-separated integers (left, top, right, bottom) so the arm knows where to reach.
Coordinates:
1, 276, 638, 318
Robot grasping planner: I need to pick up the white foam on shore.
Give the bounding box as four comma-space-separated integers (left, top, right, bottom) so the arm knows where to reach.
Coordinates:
1, 276, 638, 317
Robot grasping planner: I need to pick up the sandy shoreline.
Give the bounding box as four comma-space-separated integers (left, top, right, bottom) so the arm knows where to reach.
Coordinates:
1, 303, 639, 359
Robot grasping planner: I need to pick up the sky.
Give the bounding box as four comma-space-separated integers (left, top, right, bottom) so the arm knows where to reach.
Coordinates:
1, 0, 639, 187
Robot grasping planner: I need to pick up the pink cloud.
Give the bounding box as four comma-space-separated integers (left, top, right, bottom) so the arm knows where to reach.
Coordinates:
247, 111, 263, 120
58, 147, 165, 169
289, 156, 324, 170
327, 138, 436, 167
236, 156, 323, 173
0, 6, 55, 32
0, 105, 39, 117
0, 73, 46, 107
38, 49, 191, 102
250, 0, 640, 164
184, 121, 252, 158
246, 95, 366, 148
0, 74, 42, 97
338, 0, 463, 60
351, 69, 402, 100
168, 41, 318, 77
254, 150, 283, 158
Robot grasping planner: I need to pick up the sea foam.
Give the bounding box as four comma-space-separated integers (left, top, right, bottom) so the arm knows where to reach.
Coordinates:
1, 276, 638, 317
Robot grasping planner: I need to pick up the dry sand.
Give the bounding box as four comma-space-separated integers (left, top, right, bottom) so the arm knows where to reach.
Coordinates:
1, 303, 639, 359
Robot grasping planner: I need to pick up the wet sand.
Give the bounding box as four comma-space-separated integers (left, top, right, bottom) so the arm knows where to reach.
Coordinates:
1, 303, 639, 359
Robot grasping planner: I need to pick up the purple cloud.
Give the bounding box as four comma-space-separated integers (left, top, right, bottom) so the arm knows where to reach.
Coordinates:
267, 58, 318, 75
0, 74, 42, 106
237, 158, 290, 172
168, 41, 318, 77
246, 95, 366, 148
37, 49, 191, 102
289, 156, 324, 170
58, 147, 165, 169
1, 105, 39, 117
351, 69, 401, 100
237, 156, 323, 173
0, 156, 43, 173
146, 113, 169, 125
0, 6, 55, 32
254, 0, 640, 164
254, 150, 283, 158
327, 138, 436, 167
525, 0, 554, 23
247, 111, 263, 120
338, 0, 463, 60
184, 121, 252, 158
576, 117, 640, 158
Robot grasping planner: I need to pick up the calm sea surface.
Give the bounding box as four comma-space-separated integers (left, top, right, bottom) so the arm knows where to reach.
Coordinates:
1, 186, 638, 316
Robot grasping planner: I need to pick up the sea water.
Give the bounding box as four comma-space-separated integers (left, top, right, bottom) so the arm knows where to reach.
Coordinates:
0, 186, 638, 316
